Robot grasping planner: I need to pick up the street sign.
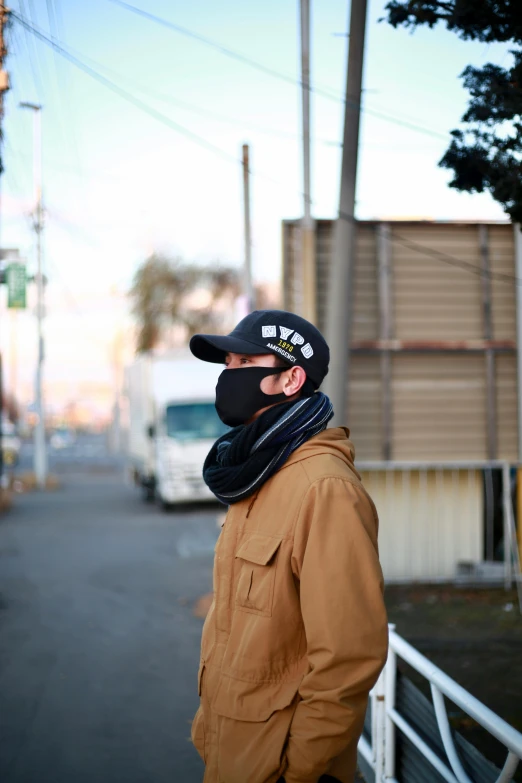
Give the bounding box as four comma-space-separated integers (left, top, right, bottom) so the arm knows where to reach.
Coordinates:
7, 263, 27, 309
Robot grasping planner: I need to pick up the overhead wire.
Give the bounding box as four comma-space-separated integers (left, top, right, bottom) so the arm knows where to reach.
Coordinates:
8, 8, 434, 203
11, 10, 241, 167
44, 0, 88, 194
34, 36, 338, 147
51, 0, 65, 34
108, 0, 448, 142
25, 0, 51, 94
15, 0, 45, 97
44, 0, 78, 169
10, 10, 522, 288
3, 22, 36, 197
390, 228, 521, 286
11, 10, 338, 149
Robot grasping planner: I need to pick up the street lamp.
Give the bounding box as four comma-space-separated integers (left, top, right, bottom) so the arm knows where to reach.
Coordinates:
19, 101, 47, 490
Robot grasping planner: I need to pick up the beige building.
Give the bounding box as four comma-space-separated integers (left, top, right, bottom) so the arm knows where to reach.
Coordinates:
282, 219, 520, 581
283, 219, 517, 462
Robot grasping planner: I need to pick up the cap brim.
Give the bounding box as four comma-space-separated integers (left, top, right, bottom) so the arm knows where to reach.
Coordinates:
189, 333, 271, 363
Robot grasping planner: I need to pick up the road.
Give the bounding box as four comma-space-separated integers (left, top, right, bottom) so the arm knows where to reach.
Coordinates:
16, 432, 125, 476
0, 437, 221, 783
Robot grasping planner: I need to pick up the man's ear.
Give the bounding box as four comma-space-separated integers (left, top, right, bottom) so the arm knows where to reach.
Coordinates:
283, 366, 307, 396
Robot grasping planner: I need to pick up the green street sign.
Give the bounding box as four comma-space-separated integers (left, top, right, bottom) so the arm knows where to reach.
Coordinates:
7, 263, 27, 309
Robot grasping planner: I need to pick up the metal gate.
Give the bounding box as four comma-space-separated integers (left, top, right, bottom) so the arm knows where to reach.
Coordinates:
358, 627, 522, 782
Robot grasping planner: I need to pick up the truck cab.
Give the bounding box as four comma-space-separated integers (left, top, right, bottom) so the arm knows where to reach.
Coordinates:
154, 398, 228, 507
126, 353, 227, 508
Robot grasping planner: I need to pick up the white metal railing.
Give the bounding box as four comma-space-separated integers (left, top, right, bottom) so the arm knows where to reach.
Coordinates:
359, 625, 522, 783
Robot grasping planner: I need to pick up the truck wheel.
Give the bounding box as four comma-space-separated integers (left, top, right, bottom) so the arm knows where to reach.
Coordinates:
159, 494, 174, 511
142, 485, 155, 503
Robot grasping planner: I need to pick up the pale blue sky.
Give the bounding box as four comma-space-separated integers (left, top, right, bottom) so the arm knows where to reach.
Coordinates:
1, 0, 512, 405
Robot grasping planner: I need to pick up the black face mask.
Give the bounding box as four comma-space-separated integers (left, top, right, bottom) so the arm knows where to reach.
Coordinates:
215, 366, 289, 427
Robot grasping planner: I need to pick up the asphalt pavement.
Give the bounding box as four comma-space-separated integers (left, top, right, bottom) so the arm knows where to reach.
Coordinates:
0, 440, 221, 783
16, 433, 125, 476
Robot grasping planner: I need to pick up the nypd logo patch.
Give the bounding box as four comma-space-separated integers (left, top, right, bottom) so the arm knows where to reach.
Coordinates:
262, 324, 314, 360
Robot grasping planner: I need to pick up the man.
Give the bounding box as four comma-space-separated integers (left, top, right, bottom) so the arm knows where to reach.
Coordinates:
189, 309, 388, 783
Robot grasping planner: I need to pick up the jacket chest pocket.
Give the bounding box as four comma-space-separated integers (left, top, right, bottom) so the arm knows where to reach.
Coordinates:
234, 535, 282, 618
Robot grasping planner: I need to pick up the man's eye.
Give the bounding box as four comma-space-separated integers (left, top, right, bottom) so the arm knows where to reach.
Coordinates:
240, 357, 250, 364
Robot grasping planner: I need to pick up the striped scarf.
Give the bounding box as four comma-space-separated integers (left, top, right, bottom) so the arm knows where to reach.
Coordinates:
203, 392, 334, 505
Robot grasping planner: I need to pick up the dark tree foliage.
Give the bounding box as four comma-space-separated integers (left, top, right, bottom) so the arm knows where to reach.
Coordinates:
385, 1, 522, 43
383, 1, 522, 222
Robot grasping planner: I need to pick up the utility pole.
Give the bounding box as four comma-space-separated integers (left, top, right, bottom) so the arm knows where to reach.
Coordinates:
9, 309, 17, 402
0, 1, 9, 138
20, 102, 47, 490
0, 1, 11, 489
242, 144, 254, 313
300, 0, 316, 323
324, 0, 368, 424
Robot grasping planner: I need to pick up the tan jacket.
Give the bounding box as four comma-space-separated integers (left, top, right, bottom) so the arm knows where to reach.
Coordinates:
192, 427, 388, 783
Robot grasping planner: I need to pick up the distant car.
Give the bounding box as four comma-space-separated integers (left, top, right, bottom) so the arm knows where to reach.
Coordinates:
50, 429, 76, 450
1, 419, 21, 467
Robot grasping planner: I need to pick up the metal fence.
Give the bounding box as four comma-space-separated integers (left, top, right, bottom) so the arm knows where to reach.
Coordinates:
358, 626, 522, 783
356, 460, 522, 604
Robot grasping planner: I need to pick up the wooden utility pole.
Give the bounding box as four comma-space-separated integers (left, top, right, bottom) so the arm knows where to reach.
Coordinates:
324, 0, 368, 424
242, 144, 254, 313
300, 0, 316, 323
9, 309, 17, 401
20, 102, 47, 490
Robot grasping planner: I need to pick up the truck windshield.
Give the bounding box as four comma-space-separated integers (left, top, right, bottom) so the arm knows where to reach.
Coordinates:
165, 403, 228, 442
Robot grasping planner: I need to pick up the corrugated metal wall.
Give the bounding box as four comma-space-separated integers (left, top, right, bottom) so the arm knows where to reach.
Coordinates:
360, 468, 483, 581
392, 224, 483, 341
497, 354, 518, 459
391, 354, 487, 461
490, 224, 517, 340
282, 220, 518, 463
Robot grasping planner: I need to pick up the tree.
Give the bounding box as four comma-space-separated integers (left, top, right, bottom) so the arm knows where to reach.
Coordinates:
129, 254, 242, 353
383, 1, 522, 222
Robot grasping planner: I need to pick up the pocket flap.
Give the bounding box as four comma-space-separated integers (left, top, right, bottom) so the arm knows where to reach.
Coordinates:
212, 675, 301, 722
235, 535, 282, 566
197, 661, 205, 697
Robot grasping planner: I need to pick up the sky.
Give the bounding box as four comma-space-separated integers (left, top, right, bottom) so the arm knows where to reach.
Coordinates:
1, 0, 513, 413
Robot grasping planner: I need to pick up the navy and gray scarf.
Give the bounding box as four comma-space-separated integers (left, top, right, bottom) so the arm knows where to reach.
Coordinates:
203, 392, 334, 505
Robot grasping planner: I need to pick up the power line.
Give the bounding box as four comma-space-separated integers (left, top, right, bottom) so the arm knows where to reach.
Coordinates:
26, 0, 51, 92
16, 0, 44, 97
35, 34, 337, 147
108, 0, 304, 90
11, 11, 520, 289
108, 0, 448, 142
44, 0, 87, 191
11, 10, 241, 167
115, 79, 338, 147
52, 0, 65, 34
337, 209, 522, 286
45, 0, 76, 168
13, 4, 337, 148
391, 229, 522, 286
45, 0, 58, 36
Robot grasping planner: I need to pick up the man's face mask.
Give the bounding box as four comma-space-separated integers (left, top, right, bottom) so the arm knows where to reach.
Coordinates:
215, 366, 289, 427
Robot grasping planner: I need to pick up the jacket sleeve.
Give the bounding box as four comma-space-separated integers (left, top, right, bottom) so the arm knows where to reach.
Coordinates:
283, 476, 388, 783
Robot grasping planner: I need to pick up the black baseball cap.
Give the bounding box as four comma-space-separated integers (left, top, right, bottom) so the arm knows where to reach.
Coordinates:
189, 309, 330, 388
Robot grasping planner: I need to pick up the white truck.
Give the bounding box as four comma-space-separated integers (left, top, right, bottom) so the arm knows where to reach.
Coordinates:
125, 353, 227, 508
